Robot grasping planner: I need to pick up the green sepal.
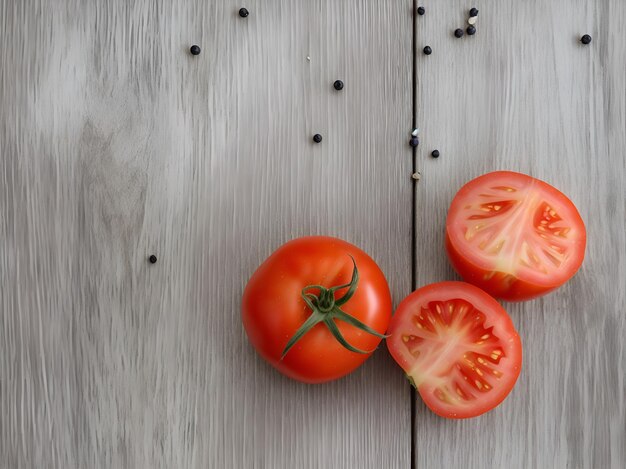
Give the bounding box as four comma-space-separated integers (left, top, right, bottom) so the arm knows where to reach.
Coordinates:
280, 257, 386, 359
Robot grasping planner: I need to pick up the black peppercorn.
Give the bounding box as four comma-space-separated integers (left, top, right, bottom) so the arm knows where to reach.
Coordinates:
417, 6, 425, 15
469, 8, 479, 17
149, 255, 157, 264
423, 46, 432, 55
409, 137, 419, 148
190, 45, 201, 55
454, 28, 464, 38
467, 25, 476, 35
333, 80, 344, 91
431, 150, 440, 158
313, 134, 323, 143
581, 34, 592, 45
239, 8, 249, 18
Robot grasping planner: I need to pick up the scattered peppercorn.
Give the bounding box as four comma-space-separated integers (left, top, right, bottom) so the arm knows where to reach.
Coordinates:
149, 255, 157, 264
454, 28, 464, 38
423, 46, 432, 55
468, 16, 477, 25
431, 150, 440, 158
470, 8, 479, 17
239, 8, 249, 18
189, 45, 201, 55
417, 6, 425, 15
313, 134, 323, 143
333, 80, 344, 91
467, 25, 476, 35
409, 137, 419, 147
581, 34, 592, 45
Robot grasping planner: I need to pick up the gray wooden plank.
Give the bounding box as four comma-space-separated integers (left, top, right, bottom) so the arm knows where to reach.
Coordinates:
0, 0, 413, 468
413, 1, 625, 468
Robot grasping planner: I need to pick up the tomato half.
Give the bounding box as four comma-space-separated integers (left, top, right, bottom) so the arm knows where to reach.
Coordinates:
446, 171, 586, 301
242, 236, 392, 383
387, 282, 522, 419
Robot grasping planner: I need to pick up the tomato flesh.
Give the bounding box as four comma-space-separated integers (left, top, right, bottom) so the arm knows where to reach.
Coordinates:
387, 282, 522, 419
446, 171, 586, 301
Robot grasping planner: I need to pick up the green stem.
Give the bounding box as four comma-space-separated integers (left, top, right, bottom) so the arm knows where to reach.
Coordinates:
280, 258, 386, 359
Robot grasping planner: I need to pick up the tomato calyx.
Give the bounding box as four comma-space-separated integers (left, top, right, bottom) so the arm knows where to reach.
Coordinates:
406, 375, 417, 389
281, 257, 388, 359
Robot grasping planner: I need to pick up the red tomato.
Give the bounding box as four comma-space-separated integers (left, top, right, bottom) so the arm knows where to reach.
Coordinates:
242, 236, 392, 383
387, 282, 522, 419
446, 171, 586, 301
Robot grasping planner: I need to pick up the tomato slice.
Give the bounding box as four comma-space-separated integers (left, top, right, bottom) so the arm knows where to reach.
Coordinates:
446, 171, 586, 301
387, 282, 522, 419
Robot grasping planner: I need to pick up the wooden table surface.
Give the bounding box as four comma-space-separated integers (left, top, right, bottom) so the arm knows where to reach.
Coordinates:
1, 1, 624, 468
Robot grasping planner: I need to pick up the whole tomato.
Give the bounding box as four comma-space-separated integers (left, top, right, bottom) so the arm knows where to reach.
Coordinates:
242, 236, 392, 383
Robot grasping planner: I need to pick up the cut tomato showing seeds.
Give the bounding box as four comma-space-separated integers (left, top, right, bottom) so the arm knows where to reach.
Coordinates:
446, 171, 586, 301
387, 282, 522, 419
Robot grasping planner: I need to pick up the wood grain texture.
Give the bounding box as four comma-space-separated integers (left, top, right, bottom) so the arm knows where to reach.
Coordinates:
0, 1, 412, 468
413, 1, 625, 468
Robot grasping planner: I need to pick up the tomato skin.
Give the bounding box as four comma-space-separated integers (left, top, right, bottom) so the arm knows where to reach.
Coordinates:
387, 282, 522, 419
445, 171, 586, 302
242, 236, 392, 384
446, 236, 556, 301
